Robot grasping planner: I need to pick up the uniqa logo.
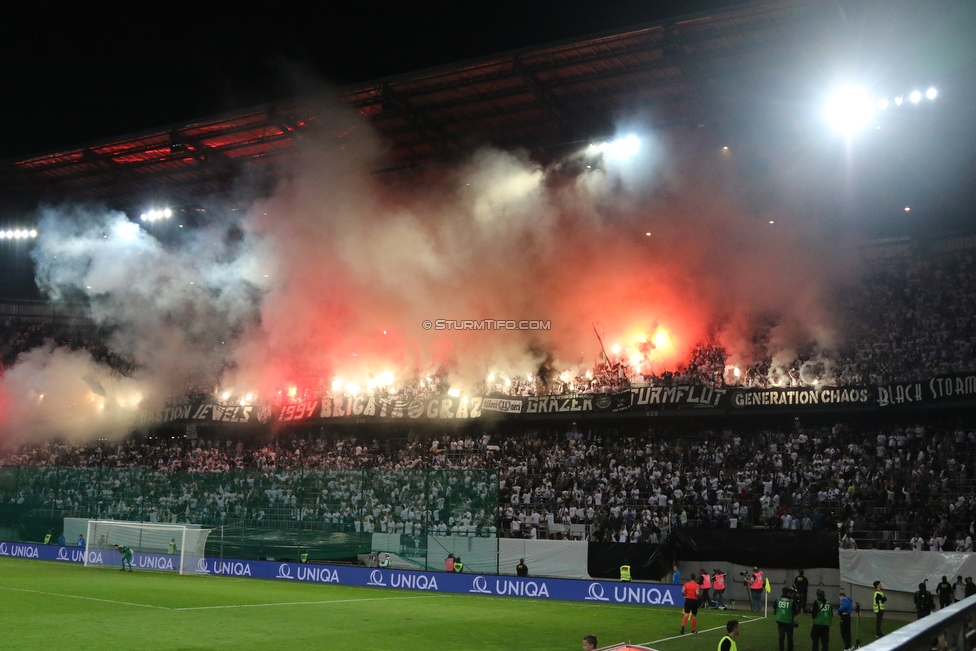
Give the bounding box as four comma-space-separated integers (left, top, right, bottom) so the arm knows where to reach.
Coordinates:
469, 576, 492, 594
196, 558, 209, 574
494, 580, 550, 598
296, 566, 340, 583
585, 583, 610, 601
58, 548, 88, 562
276, 564, 294, 580
368, 570, 386, 586
138, 555, 174, 570
87, 551, 103, 564
9, 544, 39, 558
613, 586, 675, 605
389, 573, 438, 591
0, 543, 8, 556
210, 561, 251, 576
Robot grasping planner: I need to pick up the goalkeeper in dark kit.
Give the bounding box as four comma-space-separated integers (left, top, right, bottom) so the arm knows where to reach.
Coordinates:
114, 544, 133, 572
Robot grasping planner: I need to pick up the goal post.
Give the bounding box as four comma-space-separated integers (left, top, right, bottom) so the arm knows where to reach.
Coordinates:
83, 520, 211, 574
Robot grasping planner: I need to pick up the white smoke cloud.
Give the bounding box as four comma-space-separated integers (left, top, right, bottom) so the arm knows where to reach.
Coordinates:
1, 102, 854, 445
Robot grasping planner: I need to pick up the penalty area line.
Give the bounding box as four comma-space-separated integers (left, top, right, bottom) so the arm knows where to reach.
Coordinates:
172, 594, 448, 611
640, 614, 764, 646
0, 585, 170, 610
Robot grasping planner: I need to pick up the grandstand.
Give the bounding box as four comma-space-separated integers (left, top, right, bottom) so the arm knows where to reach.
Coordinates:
2, 1, 976, 650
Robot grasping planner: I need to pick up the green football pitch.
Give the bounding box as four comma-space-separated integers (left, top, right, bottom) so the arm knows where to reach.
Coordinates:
0, 557, 903, 650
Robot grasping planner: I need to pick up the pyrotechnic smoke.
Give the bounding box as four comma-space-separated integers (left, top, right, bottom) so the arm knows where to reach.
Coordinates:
0, 100, 851, 444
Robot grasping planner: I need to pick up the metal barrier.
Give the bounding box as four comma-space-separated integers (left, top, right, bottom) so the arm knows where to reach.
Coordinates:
861, 596, 976, 651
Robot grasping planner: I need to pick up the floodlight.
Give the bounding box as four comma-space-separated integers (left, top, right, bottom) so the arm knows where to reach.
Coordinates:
0, 232, 5, 239
824, 87, 875, 134
29, 230, 37, 238
878, 98, 889, 110
163, 208, 172, 218
140, 214, 147, 221
13, 230, 22, 239
909, 90, 922, 103
926, 87, 937, 100
605, 134, 641, 160
4, 231, 11, 238
894, 95, 904, 106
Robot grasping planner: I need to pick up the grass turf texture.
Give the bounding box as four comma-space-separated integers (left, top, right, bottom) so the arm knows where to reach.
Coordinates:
0, 557, 904, 650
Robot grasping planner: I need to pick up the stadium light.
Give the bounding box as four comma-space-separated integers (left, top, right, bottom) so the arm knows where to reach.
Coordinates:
605, 134, 641, 160
824, 87, 874, 134
878, 98, 889, 110
586, 135, 642, 160
894, 95, 904, 106
926, 87, 937, 100
909, 90, 922, 103
141, 208, 174, 222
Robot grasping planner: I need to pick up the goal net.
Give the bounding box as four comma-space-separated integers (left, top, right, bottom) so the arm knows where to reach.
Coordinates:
84, 520, 211, 574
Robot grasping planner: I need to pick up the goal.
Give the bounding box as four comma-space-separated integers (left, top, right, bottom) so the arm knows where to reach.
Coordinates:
84, 520, 211, 574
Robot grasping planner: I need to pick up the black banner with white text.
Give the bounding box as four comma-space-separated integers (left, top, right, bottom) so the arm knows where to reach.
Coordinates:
136, 372, 976, 429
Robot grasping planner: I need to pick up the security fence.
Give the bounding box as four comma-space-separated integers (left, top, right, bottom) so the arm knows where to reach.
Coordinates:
0, 465, 499, 572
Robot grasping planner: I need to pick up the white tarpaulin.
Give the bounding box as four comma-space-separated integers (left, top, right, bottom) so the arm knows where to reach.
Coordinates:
841, 549, 976, 592
498, 538, 590, 579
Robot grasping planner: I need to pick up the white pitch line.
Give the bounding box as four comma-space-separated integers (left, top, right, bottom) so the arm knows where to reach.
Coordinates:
640, 615, 764, 646
0, 585, 170, 610
172, 594, 446, 611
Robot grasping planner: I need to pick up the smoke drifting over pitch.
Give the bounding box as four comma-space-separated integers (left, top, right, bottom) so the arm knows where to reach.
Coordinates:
0, 101, 848, 444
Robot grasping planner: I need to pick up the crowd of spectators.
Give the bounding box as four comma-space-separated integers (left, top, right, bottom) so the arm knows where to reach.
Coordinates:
4, 416, 976, 552
0, 434, 498, 541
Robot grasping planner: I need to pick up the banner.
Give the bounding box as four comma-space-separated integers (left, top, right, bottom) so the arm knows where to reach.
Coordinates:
135, 372, 976, 429
522, 391, 630, 415
482, 398, 523, 414
630, 385, 729, 410
670, 529, 839, 569
587, 543, 668, 581
136, 403, 273, 426
878, 374, 976, 408
729, 386, 873, 410
319, 395, 483, 420
2, 541, 683, 608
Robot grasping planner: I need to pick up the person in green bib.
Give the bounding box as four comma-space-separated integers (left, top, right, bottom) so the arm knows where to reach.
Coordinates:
718, 620, 740, 651
113, 544, 133, 572
810, 589, 832, 651
453, 557, 464, 573
168, 539, 177, 554
620, 565, 631, 582
775, 586, 800, 651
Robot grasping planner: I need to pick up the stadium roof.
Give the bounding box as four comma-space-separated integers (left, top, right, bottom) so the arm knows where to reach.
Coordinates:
1, 0, 847, 208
